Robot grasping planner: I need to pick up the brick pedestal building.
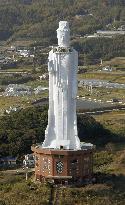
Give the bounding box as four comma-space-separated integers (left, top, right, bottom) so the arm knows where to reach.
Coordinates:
31, 146, 94, 184
31, 21, 94, 184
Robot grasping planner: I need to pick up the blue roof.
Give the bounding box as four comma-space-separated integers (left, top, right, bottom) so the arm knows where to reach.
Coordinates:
0, 157, 17, 161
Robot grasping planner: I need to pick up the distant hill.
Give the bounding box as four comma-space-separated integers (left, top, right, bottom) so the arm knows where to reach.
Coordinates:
0, 0, 125, 61
0, 0, 125, 40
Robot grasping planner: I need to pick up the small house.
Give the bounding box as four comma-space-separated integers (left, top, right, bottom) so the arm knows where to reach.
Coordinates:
0, 157, 17, 167
102, 66, 112, 72
23, 154, 35, 167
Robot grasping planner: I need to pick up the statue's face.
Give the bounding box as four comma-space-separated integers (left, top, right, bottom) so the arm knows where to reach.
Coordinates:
57, 30, 70, 47
59, 31, 66, 44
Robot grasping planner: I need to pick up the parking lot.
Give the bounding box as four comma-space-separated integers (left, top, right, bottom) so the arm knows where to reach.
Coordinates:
79, 79, 125, 89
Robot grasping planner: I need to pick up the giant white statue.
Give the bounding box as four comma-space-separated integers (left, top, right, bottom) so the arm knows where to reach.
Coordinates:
42, 21, 81, 150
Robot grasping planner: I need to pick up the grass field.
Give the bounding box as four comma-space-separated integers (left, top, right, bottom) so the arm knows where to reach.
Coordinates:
78, 65, 125, 102
0, 77, 125, 114
0, 56, 125, 113
78, 57, 125, 84
102, 57, 125, 70
0, 78, 48, 114
25, 79, 48, 88
78, 86, 125, 102
93, 110, 125, 141
1, 66, 33, 72
0, 91, 48, 114
0, 172, 50, 205
78, 72, 125, 84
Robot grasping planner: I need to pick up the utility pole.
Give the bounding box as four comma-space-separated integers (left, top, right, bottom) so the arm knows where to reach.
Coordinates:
23, 157, 29, 181
25, 166, 28, 181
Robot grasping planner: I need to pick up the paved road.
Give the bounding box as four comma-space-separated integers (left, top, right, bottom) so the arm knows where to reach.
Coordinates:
78, 107, 125, 115
0, 71, 29, 74
76, 99, 110, 110
79, 79, 125, 89
32, 98, 125, 111
87, 71, 125, 75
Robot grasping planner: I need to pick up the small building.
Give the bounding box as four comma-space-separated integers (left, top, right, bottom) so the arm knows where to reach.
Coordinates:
21, 0, 32, 4
7, 46, 16, 53
31, 144, 94, 184
96, 29, 125, 36
86, 27, 125, 39
17, 49, 30, 58
39, 73, 49, 80
23, 154, 35, 168
34, 86, 48, 95
4, 84, 32, 96
0, 157, 17, 167
5, 106, 22, 114
102, 66, 112, 72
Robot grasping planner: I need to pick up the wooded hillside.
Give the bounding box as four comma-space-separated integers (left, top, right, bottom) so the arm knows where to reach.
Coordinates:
0, 0, 125, 41
0, 105, 124, 157
0, 0, 125, 61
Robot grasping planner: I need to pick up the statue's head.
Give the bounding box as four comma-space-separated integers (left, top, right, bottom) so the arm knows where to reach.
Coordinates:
57, 21, 70, 47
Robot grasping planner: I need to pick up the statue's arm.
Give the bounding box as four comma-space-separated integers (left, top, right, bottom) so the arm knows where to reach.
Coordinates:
48, 60, 54, 72
72, 50, 78, 98
48, 50, 54, 73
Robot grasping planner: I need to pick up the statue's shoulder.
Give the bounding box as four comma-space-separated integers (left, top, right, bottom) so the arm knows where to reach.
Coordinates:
49, 49, 54, 55
71, 49, 78, 59
48, 49, 54, 61
72, 48, 78, 54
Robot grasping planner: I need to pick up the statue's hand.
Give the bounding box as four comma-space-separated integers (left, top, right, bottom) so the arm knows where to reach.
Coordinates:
48, 60, 54, 72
